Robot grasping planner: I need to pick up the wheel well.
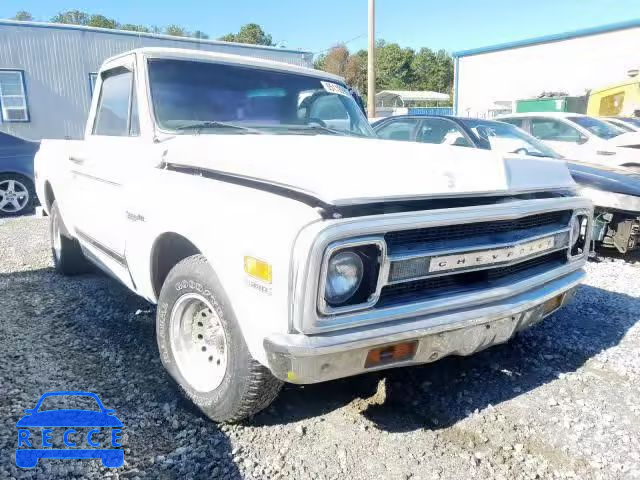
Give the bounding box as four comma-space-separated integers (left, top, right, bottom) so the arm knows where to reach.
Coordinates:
151, 233, 201, 299
44, 182, 55, 210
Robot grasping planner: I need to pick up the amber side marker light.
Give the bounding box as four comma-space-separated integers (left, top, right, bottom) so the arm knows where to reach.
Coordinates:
244, 256, 272, 283
542, 294, 564, 316
365, 341, 418, 368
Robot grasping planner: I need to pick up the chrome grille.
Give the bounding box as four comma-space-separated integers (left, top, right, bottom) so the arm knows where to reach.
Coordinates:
385, 210, 572, 253
378, 250, 568, 307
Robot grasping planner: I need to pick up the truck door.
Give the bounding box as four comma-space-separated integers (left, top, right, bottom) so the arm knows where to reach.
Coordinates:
68, 57, 146, 284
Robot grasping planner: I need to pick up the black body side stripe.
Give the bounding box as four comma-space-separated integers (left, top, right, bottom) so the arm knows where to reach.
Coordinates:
164, 164, 336, 218
76, 229, 128, 268
71, 170, 121, 187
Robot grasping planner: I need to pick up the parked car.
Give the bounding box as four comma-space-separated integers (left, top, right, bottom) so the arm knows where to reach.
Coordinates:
36, 47, 591, 422
372, 115, 640, 254
602, 117, 640, 133
0, 131, 39, 216
497, 112, 640, 170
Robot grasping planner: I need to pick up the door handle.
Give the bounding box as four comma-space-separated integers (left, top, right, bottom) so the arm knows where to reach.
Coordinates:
68, 156, 86, 165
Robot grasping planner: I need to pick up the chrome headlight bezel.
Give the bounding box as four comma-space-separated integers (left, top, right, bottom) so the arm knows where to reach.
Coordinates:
568, 208, 592, 259
317, 237, 387, 316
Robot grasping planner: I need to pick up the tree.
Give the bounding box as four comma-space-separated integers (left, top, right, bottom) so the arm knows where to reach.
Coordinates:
411, 48, 454, 95
345, 49, 368, 95
51, 10, 90, 25
88, 14, 118, 29
322, 45, 350, 77
219, 23, 274, 46
120, 24, 151, 33
317, 45, 368, 95
313, 40, 454, 102
165, 25, 187, 37
12, 11, 33, 21
376, 41, 415, 90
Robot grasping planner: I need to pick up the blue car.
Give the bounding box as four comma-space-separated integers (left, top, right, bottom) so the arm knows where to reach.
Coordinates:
15, 391, 123, 469
0, 131, 39, 216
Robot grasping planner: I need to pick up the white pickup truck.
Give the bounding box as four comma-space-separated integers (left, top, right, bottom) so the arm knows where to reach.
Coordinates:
35, 47, 592, 422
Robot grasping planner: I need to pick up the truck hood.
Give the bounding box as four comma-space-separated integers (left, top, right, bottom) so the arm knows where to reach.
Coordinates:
163, 134, 575, 206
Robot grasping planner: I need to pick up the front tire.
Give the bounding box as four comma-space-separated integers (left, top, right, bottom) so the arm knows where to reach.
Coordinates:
156, 255, 282, 423
50, 201, 90, 275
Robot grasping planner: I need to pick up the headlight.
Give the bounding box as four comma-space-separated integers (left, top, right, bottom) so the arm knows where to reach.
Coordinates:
325, 251, 364, 305
319, 240, 385, 314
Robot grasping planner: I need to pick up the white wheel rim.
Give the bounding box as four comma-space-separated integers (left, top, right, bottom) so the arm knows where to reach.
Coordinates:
0, 179, 29, 213
169, 293, 228, 392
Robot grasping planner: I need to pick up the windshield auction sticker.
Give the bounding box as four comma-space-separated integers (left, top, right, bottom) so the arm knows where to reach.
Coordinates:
15, 391, 124, 469
320, 81, 351, 97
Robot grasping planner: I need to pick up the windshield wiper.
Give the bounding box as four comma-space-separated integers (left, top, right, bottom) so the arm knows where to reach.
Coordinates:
173, 121, 263, 134
285, 125, 370, 138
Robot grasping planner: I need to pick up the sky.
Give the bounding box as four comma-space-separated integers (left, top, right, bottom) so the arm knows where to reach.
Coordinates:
2, 0, 640, 55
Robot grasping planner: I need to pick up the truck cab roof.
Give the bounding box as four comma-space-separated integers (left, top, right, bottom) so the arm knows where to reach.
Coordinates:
101, 47, 344, 83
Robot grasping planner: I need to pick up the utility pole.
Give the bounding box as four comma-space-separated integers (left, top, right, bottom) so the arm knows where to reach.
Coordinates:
367, 0, 376, 118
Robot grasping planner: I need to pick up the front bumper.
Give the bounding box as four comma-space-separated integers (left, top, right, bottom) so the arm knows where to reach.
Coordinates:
265, 269, 584, 384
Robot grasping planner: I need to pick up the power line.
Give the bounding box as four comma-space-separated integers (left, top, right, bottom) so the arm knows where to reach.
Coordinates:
313, 32, 368, 55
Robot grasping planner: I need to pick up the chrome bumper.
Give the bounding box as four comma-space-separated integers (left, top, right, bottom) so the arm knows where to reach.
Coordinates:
264, 269, 584, 384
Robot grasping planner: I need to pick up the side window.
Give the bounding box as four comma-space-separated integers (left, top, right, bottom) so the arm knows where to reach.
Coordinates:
376, 120, 419, 141
417, 118, 471, 147
501, 118, 524, 129
0, 70, 29, 122
530, 118, 583, 143
93, 69, 139, 137
309, 95, 348, 120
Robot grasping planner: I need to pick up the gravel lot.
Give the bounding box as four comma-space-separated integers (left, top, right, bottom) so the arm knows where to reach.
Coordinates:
1, 215, 640, 480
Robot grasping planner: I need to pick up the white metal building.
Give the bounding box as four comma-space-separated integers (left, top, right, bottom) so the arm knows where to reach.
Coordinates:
0, 20, 313, 140
453, 20, 640, 118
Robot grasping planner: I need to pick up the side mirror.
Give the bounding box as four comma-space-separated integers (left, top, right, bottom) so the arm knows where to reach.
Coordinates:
104, 409, 115, 415
577, 136, 588, 145
23, 409, 35, 414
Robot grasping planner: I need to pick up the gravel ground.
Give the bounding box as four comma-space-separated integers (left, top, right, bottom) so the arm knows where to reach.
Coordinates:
1, 216, 639, 480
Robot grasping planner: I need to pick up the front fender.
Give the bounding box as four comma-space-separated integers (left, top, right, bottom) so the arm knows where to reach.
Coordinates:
124, 168, 322, 365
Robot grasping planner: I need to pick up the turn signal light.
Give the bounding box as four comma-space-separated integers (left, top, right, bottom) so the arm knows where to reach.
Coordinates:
542, 294, 564, 316
365, 341, 417, 368
244, 256, 272, 283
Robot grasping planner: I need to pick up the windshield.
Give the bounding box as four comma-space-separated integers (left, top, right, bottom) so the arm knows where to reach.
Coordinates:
567, 116, 623, 139
461, 119, 561, 158
609, 120, 635, 132
619, 117, 640, 128
148, 59, 374, 138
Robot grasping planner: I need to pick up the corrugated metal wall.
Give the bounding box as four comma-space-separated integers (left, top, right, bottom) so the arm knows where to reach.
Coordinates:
0, 22, 313, 140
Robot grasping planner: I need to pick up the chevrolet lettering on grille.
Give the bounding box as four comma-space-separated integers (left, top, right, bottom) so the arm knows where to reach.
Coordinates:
428, 236, 556, 273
